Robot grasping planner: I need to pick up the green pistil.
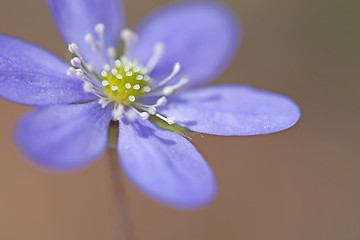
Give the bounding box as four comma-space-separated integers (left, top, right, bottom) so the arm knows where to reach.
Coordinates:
102, 64, 150, 105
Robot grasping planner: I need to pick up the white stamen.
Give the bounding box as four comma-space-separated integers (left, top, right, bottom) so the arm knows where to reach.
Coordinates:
129, 95, 136, 102
102, 80, 109, 86
133, 84, 140, 90
68, 43, 78, 54
156, 96, 167, 106
166, 117, 176, 125
67, 67, 76, 77
83, 82, 93, 92
136, 75, 144, 80
139, 112, 150, 120
71, 57, 82, 68
121, 28, 138, 57
158, 62, 181, 86
143, 75, 150, 82
75, 69, 85, 79
101, 71, 108, 77
143, 86, 151, 92
95, 23, 105, 35
116, 74, 123, 79
147, 106, 156, 115
98, 99, 109, 108
133, 67, 140, 73
86, 63, 96, 72
125, 83, 131, 89
124, 108, 137, 122
162, 76, 189, 95
103, 64, 111, 71
112, 104, 125, 120
111, 85, 118, 91
111, 68, 118, 76
126, 71, 133, 76
145, 42, 164, 73
107, 47, 117, 60
84, 33, 94, 44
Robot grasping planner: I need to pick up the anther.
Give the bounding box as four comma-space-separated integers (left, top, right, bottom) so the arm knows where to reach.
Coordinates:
68, 43, 78, 54
136, 75, 143, 80
126, 71, 133, 76
67, 67, 76, 77
125, 83, 131, 89
111, 85, 118, 91
102, 80, 109, 86
166, 117, 176, 125
71, 57, 82, 68
133, 84, 140, 90
98, 99, 110, 108
83, 82, 93, 93
116, 74, 123, 79
107, 47, 117, 61
94, 23, 105, 35
156, 96, 167, 106
140, 112, 150, 120
143, 86, 151, 92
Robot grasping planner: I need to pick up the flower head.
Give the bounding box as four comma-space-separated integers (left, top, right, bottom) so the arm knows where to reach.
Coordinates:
0, 0, 300, 209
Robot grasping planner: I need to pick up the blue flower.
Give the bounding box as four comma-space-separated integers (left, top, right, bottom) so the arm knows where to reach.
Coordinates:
0, 0, 300, 209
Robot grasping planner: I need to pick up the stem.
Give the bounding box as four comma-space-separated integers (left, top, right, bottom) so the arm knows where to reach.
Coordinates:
107, 147, 135, 240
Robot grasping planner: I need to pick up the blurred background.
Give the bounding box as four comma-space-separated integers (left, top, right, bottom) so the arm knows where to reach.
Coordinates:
0, 0, 359, 239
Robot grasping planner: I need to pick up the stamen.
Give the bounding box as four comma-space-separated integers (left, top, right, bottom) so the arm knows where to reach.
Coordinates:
111, 85, 118, 91
155, 96, 167, 106
116, 74, 123, 79
162, 76, 188, 96
71, 57, 82, 68
112, 104, 125, 120
139, 112, 150, 120
83, 82, 94, 93
125, 83, 131, 89
107, 47, 117, 62
145, 42, 164, 73
133, 84, 140, 90
158, 62, 181, 86
95, 23, 105, 49
98, 99, 110, 108
121, 28, 138, 58
66, 67, 76, 77
155, 113, 176, 125
68, 43, 79, 54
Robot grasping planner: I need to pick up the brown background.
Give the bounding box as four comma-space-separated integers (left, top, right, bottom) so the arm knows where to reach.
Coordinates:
0, 0, 359, 239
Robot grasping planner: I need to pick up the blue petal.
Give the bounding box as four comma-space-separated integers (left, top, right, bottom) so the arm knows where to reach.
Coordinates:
134, 1, 241, 87
117, 118, 217, 209
159, 85, 301, 136
15, 101, 112, 171
48, 0, 124, 67
0, 34, 95, 105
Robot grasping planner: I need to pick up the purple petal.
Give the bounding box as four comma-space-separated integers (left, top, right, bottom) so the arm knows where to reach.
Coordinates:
159, 85, 301, 136
15, 101, 112, 171
117, 118, 217, 209
134, 1, 241, 87
47, 0, 124, 67
0, 34, 95, 105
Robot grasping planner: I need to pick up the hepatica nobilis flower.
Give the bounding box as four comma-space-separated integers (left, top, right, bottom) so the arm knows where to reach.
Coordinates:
0, 0, 300, 209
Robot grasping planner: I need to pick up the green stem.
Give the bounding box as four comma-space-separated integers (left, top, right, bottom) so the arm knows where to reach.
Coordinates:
107, 147, 135, 240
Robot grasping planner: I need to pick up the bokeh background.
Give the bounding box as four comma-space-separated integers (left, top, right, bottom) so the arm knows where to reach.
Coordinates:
0, 0, 359, 239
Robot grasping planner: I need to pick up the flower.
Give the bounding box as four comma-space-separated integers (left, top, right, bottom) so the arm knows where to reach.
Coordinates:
0, 0, 300, 209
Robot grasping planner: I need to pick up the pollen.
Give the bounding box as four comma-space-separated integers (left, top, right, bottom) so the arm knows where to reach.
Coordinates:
101, 59, 149, 105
